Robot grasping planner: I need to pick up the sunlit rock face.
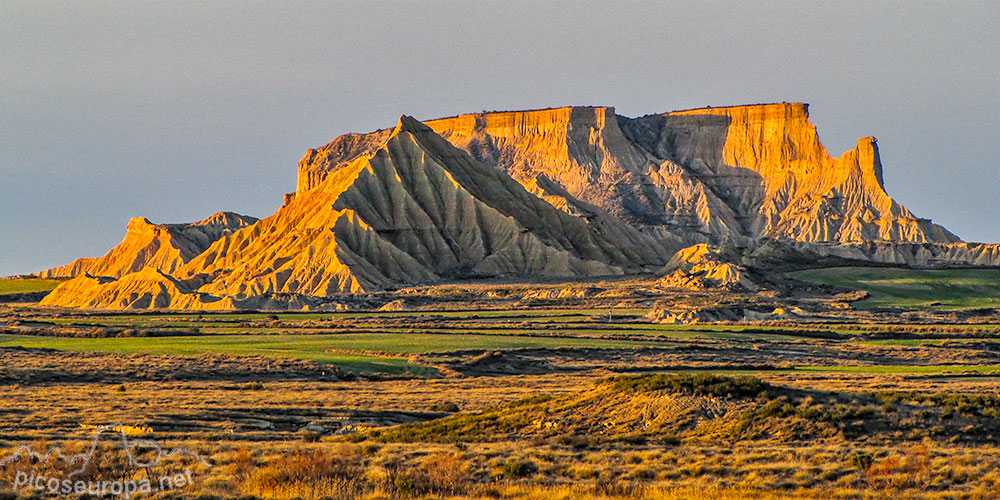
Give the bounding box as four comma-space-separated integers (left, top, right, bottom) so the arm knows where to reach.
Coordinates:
658, 244, 761, 291
40, 268, 235, 310
35, 257, 99, 279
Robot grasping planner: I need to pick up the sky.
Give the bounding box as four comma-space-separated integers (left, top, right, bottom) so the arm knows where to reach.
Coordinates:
2, 0, 998, 276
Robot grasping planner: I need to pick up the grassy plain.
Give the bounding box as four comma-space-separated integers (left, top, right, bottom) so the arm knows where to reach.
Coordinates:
791, 267, 1000, 310
0, 277, 63, 294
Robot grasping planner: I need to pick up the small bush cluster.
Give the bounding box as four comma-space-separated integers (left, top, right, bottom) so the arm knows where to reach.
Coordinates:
605, 373, 771, 399
428, 401, 460, 412
877, 391, 1000, 418
502, 459, 538, 478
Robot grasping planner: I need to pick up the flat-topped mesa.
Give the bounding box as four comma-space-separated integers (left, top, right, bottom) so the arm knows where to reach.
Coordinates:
297, 103, 958, 245
35, 102, 998, 310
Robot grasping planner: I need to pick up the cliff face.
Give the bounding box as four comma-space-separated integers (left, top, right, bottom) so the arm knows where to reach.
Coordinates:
426, 107, 666, 225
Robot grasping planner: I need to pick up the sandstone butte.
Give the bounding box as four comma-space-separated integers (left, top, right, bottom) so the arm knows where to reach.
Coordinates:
35, 103, 1000, 310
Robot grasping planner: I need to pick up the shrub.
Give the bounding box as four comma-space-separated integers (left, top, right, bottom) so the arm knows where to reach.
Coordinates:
849, 452, 875, 472
605, 373, 771, 399
393, 473, 416, 496
595, 471, 643, 496
556, 435, 591, 449
413, 452, 468, 494
241, 446, 364, 499
503, 459, 538, 478
614, 434, 648, 445
658, 434, 682, 446
429, 401, 460, 412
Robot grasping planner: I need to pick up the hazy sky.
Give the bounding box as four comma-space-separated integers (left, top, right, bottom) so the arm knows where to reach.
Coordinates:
2, 1, 998, 276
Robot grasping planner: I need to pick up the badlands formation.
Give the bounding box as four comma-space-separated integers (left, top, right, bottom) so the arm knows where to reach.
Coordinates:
38, 103, 1000, 309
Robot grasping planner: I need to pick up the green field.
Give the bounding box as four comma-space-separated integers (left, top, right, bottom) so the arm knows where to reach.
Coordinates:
0, 333, 657, 375
3, 332, 983, 377
791, 267, 1000, 310
0, 277, 63, 294
34, 308, 817, 341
